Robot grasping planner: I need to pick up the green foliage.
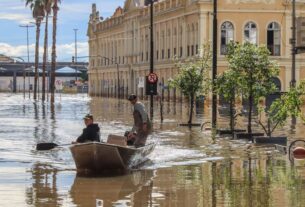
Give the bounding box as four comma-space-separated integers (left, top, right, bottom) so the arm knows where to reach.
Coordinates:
226, 42, 280, 133
169, 44, 212, 124
25, 0, 45, 18
81, 71, 88, 81
216, 70, 241, 131
216, 70, 240, 102
257, 81, 305, 136
226, 42, 280, 101
169, 44, 212, 98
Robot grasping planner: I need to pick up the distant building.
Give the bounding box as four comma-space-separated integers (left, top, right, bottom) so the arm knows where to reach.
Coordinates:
0, 57, 87, 92
87, 0, 305, 99
0, 54, 14, 63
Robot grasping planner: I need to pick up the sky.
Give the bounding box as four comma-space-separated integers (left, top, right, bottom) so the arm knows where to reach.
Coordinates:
0, 0, 125, 62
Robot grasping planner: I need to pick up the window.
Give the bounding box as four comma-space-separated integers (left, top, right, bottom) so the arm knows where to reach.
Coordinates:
168, 49, 170, 58
162, 49, 164, 59
187, 45, 190, 56
174, 48, 177, 56
191, 45, 194, 56
244, 21, 257, 44
221, 21, 234, 55
267, 22, 281, 56
180, 47, 183, 57
156, 50, 159, 60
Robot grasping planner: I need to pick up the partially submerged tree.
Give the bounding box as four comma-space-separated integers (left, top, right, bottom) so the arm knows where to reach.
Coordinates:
41, 0, 53, 102
169, 44, 211, 125
257, 81, 305, 137
216, 70, 241, 134
25, 0, 45, 100
50, 0, 61, 103
226, 42, 280, 135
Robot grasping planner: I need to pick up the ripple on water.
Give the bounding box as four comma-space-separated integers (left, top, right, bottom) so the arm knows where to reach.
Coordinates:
142, 144, 208, 169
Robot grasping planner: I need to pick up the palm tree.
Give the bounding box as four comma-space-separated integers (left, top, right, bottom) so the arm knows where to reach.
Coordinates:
41, 0, 52, 102
50, 0, 61, 103
25, 0, 45, 100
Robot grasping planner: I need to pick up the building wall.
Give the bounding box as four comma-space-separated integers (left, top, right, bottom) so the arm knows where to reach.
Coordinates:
88, 0, 305, 98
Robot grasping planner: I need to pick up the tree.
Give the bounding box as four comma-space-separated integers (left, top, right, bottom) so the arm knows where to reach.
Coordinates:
226, 42, 279, 135
169, 44, 211, 125
257, 81, 305, 137
216, 70, 241, 134
25, 0, 45, 100
50, 0, 61, 103
41, 0, 52, 102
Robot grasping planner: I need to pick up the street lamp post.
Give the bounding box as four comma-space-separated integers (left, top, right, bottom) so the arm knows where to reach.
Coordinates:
212, 0, 218, 129
291, 0, 296, 88
19, 24, 34, 63
19, 24, 34, 99
74, 28, 78, 82
145, 0, 157, 120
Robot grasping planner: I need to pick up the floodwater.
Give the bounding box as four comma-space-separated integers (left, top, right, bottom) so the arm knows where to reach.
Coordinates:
0, 93, 305, 207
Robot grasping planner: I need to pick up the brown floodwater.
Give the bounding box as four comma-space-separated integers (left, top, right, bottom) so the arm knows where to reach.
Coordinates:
0, 93, 305, 207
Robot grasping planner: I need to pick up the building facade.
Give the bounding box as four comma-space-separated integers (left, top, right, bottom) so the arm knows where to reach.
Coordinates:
87, 0, 305, 100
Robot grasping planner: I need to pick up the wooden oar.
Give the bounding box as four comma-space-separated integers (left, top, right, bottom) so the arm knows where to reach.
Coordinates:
36, 142, 72, 151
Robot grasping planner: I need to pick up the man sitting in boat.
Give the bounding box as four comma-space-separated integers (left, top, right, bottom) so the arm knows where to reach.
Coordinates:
126, 94, 152, 148
73, 114, 100, 143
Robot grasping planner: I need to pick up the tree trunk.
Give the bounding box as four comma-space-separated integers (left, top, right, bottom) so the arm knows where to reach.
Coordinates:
51, 1, 58, 103
229, 97, 234, 135
248, 84, 253, 136
188, 94, 194, 125
42, 14, 49, 102
34, 20, 41, 100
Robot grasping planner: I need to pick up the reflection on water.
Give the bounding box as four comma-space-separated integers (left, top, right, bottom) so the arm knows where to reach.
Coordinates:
0, 93, 305, 206
70, 170, 154, 207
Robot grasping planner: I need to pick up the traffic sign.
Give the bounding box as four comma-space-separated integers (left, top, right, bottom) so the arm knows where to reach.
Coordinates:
55, 80, 63, 90
147, 72, 158, 84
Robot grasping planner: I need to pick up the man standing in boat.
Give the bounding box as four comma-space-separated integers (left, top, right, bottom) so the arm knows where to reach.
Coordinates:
73, 114, 100, 143
127, 94, 152, 147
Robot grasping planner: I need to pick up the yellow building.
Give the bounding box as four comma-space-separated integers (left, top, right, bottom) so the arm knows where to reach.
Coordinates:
87, 0, 305, 99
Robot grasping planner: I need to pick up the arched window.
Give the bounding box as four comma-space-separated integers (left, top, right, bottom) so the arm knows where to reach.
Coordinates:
220, 21, 234, 55
267, 22, 281, 56
244, 21, 257, 44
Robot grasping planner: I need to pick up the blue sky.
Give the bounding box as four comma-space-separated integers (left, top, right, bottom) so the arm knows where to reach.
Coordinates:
0, 0, 125, 62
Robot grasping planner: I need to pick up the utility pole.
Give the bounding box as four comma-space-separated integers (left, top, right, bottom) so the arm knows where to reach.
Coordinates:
291, 0, 297, 125
19, 24, 34, 63
19, 24, 34, 99
291, 0, 296, 88
74, 28, 78, 82
212, 0, 218, 129
149, 0, 155, 120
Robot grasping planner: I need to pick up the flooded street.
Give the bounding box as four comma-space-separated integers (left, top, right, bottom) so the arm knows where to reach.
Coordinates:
0, 93, 305, 207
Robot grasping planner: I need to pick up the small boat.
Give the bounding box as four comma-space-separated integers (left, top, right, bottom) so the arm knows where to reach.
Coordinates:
69, 136, 156, 176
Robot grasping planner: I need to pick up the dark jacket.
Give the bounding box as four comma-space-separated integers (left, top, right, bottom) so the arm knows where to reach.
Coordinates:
76, 123, 100, 143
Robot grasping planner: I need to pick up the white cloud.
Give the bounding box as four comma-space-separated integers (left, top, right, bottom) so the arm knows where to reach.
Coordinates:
0, 42, 88, 62
0, 13, 33, 24
57, 42, 89, 60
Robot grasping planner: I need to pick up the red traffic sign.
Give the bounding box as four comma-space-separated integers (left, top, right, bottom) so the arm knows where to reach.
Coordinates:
147, 73, 158, 84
